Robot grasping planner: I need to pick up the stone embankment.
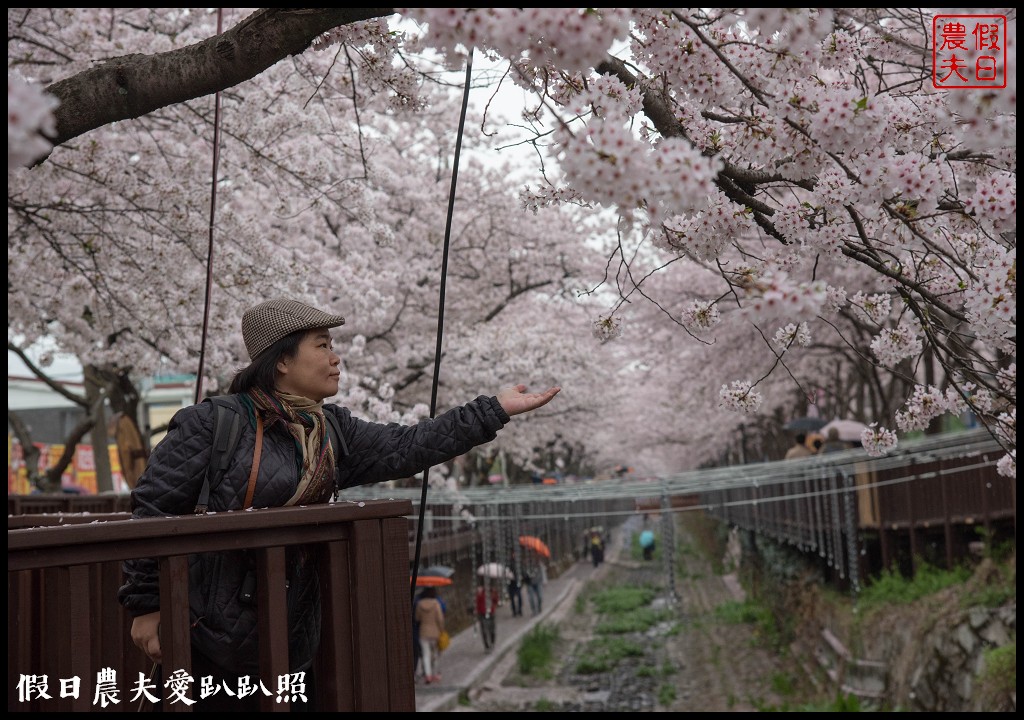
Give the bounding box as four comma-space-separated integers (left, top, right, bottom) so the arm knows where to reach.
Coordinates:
781, 555, 1016, 712
798, 577, 1015, 712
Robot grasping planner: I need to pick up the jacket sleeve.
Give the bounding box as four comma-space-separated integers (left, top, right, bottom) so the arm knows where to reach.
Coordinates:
328, 395, 510, 489
117, 403, 216, 616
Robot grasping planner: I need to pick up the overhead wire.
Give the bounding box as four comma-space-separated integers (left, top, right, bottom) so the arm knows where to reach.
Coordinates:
194, 8, 226, 404
410, 48, 475, 598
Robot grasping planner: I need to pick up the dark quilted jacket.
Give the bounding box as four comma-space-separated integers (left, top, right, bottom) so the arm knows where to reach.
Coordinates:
118, 395, 509, 675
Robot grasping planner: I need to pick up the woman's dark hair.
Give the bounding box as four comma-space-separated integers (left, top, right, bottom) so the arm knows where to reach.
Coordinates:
420, 587, 437, 598
228, 329, 308, 395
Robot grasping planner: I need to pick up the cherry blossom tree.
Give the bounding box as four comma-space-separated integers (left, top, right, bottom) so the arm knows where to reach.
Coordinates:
401, 8, 1016, 476
9, 8, 1016, 479
7, 8, 625, 488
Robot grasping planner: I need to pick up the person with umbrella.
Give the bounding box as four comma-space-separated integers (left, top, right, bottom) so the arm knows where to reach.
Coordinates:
640, 529, 656, 561
474, 583, 500, 652
785, 433, 816, 459
414, 586, 445, 684
820, 426, 851, 453
522, 559, 547, 615
412, 572, 451, 682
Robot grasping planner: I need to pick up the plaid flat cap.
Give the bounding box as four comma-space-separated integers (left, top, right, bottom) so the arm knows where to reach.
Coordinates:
242, 298, 345, 361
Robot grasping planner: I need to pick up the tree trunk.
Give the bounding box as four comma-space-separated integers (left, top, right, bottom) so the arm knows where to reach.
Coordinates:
85, 365, 114, 493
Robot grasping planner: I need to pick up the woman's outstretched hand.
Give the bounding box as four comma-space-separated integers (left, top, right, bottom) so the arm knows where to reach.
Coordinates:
497, 384, 561, 417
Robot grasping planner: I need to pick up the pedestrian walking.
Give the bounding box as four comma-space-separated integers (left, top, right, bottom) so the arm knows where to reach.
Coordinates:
507, 553, 524, 618
523, 564, 544, 615
412, 587, 447, 682
785, 433, 815, 459
118, 297, 560, 709
415, 587, 445, 684
640, 529, 656, 561
475, 584, 499, 651
506, 571, 523, 617
590, 532, 605, 567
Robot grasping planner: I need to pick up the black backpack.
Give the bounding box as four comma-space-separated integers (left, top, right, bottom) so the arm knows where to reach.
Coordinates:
193, 395, 347, 514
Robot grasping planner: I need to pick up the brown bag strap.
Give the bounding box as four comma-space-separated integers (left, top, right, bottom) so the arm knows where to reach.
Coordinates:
243, 414, 264, 510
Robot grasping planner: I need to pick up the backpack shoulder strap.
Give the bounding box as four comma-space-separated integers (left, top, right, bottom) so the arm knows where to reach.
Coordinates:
194, 395, 245, 514
323, 408, 347, 498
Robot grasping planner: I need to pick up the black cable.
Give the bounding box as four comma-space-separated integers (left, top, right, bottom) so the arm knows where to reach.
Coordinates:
194, 8, 225, 403
411, 48, 474, 598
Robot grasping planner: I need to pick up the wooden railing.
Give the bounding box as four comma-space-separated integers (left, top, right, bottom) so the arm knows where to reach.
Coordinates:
8, 500, 415, 713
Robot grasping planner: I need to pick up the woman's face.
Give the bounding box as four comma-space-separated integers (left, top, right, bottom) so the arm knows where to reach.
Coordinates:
274, 329, 341, 401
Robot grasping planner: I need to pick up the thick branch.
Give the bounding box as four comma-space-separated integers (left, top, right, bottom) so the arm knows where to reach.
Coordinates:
42, 8, 393, 153
8, 342, 88, 406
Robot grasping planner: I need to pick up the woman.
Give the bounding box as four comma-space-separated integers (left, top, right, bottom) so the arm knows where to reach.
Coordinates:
413, 587, 445, 684
118, 297, 559, 710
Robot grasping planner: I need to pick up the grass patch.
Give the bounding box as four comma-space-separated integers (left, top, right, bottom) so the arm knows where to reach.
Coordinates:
575, 635, 647, 674
658, 683, 677, 706
517, 623, 560, 678
770, 671, 797, 696
857, 561, 971, 613
573, 594, 587, 614
534, 697, 559, 711
715, 598, 771, 625
756, 691, 870, 712
977, 641, 1016, 709
596, 606, 674, 634
968, 550, 1016, 609
714, 599, 783, 650
591, 585, 657, 613
972, 581, 1016, 608
588, 584, 671, 635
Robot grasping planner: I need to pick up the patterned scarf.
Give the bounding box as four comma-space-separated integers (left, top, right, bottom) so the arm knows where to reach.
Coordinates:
247, 388, 336, 506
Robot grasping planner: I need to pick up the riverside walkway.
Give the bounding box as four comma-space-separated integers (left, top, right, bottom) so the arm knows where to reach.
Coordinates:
414, 524, 623, 712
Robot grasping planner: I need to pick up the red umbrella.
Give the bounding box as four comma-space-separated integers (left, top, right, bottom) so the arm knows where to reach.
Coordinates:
518, 535, 551, 558
412, 575, 453, 587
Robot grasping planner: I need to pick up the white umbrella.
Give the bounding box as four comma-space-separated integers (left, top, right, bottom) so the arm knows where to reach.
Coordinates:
821, 418, 869, 442
476, 562, 513, 580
